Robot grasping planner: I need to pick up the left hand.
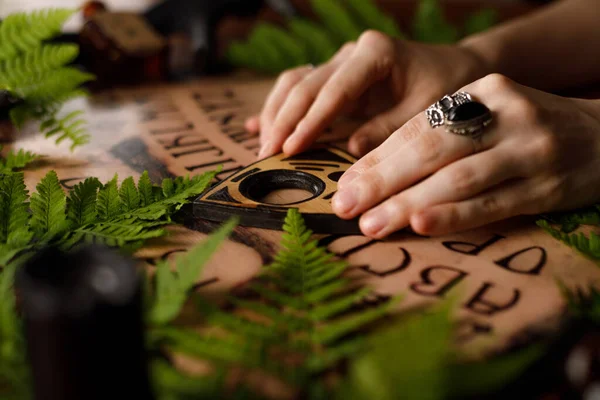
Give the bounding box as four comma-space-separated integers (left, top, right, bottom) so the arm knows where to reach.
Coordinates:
333, 74, 600, 238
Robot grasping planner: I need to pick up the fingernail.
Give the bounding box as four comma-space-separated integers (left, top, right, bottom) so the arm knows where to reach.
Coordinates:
258, 141, 271, 159
332, 188, 357, 215
350, 135, 369, 155
338, 171, 359, 188
361, 210, 387, 236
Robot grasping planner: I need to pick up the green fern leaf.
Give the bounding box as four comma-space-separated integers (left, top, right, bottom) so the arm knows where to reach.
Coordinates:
29, 170, 67, 240
152, 327, 256, 366
150, 218, 237, 325
122, 170, 219, 221
0, 9, 75, 60
341, 304, 452, 400
463, 9, 498, 37
313, 298, 398, 345
66, 177, 102, 228
253, 24, 309, 68
413, 0, 459, 44
11, 67, 94, 102
152, 359, 223, 399
60, 219, 166, 251
119, 177, 140, 212
0, 173, 32, 247
310, 0, 362, 44
288, 19, 338, 64
536, 220, 600, 261
97, 175, 121, 221
138, 171, 154, 207
0, 148, 37, 173
345, 0, 404, 38
0, 44, 79, 88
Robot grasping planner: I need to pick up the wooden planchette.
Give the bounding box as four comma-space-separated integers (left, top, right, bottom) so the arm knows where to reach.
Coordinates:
193, 146, 361, 234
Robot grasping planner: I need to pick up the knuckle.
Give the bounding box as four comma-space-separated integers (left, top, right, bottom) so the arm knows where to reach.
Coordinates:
412, 131, 443, 165
357, 30, 395, 73
396, 118, 422, 144
361, 170, 386, 199
480, 73, 514, 93
514, 97, 543, 124
531, 132, 560, 164
338, 41, 357, 55
279, 69, 303, 86
481, 195, 502, 215
449, 166, 477, 193
358, 30, 390, 47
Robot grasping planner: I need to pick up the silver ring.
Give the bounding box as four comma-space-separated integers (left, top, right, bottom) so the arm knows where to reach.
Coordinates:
426, 92, 492, 139
426, 92, 472, 128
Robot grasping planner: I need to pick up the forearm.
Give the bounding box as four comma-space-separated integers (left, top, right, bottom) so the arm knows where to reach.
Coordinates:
459, 0, 600, 91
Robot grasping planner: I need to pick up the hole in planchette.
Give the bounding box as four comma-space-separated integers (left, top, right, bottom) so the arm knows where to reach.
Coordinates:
239, 169, 326, 206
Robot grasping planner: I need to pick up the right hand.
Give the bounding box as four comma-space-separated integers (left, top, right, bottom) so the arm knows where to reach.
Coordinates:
246, 30, 491, 158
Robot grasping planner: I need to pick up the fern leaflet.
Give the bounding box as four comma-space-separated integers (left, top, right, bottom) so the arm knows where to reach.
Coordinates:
150, 218, 237, 325
153, 209, 397, 396
0, 173, 31, 247
0, 9, 75, 60
0, 44, 79, 88
66, 177, 102, 228
0, 146, 38, 173
29, 170, 68, 240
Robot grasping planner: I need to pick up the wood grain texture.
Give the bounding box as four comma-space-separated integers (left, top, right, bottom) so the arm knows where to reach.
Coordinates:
194, 146, 361, 233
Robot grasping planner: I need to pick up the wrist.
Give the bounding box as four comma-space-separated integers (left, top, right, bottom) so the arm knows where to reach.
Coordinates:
457, 34, 501, 82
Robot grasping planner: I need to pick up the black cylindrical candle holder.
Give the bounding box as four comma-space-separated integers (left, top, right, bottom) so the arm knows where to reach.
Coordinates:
16, 246, 154, 400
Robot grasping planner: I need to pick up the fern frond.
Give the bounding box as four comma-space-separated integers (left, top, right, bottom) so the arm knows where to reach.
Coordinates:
30, 170, 67, 240
119, 177, 141, 211
345, 0, 404, 38
97, 175, 121, 221
0, 148, 38, 173
59, 219, 167, 251
138, 171, 154, 207
150, 218, 237, 325
152, 327, 258, 366
9, 88, 89, 128
41, 110, 90, 151
310, 0, 362, 44
0, 173, 31, 247
288, 19, 337, 64
413, 0, 459, 43
66, 177, 102, 228
0, 44, 79, 88
537, 220, 600, 262
12, 67, 94, 103
0, 9, 75, 60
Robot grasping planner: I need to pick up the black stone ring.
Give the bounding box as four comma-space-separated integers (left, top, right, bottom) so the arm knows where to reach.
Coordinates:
444, 100, 493, 138
425, 92, 472, 128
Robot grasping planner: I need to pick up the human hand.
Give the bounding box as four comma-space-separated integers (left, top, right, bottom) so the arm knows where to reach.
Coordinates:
246, 30, 488, 158
332, 74, 600, 238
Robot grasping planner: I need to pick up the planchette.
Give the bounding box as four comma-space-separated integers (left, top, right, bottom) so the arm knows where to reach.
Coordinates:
193, 146, 361, 234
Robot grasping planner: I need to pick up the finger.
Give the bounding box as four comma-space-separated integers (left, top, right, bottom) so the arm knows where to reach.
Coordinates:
282, 31, 396, 155
258, 65, 314, 149
408, 180, 536, 236
403, 145, 523, 209
245, 116, 260, 134
260, 43, 356, 158
353, 147, 520, 238
347, 106, 406, 157
333, 113, 500, 220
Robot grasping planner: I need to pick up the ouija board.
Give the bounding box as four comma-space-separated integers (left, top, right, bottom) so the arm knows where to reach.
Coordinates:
5, 76, 600, 361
